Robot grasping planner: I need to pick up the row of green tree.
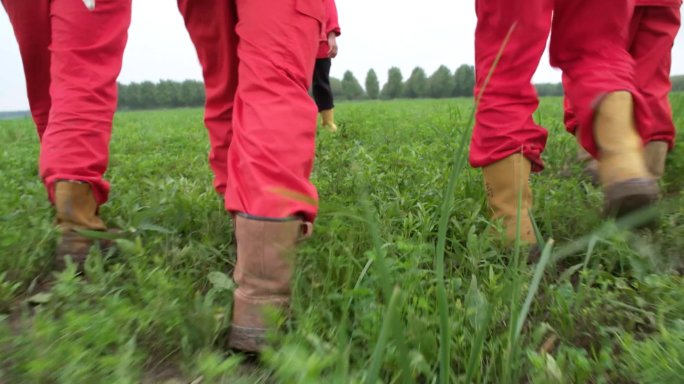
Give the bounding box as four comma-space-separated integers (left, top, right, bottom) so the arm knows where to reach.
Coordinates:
117, 80, 205, 110
115, 66, 477, 110
671, 75, 684, 92
125, 69, 672, 110
331, 65, 570, 101
330, 64, 477, 101
116, 73, 684, 110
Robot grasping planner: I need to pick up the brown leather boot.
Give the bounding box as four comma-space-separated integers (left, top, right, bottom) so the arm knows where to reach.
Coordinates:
228, 214, 311, 353
482, 154, 536, 247
644, 141, 668, 180
54, 181, 117, 271
594, 92, 659, 217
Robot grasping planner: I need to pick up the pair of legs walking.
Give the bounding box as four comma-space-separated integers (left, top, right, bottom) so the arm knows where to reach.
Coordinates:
3, 0, 131, 267
472, 0, 662, 249
178, 0, 323, 351
312, 58, 338, 132
567, 5, 681, 184
6, 0, 323, 353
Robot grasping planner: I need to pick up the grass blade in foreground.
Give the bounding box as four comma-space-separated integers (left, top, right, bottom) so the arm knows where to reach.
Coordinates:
433, 121, 468, 384
463, 277, 492, 384
515, 239, 554, 339
366, 287, 402, 384
361, 194, 414, 384
433, 21, 517, 384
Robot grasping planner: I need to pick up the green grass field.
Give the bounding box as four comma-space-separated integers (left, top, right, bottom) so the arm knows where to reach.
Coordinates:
2, 97, 684, 383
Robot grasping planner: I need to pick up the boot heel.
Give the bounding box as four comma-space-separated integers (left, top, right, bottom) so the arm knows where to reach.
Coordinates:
603, 178, 659, 225
228, 325, 268, 353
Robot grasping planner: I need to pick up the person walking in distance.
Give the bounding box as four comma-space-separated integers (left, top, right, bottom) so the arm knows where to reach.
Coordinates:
471, 0, 660, 255
565, 0, 682, 184
312, 0, 342, 132
177, 0, 324, 352
2, 0, 131, 270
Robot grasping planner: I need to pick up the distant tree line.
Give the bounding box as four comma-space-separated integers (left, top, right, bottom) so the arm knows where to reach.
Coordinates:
115, 73, 684, 110
0, 110, 31, 120
671, 75, 684, 92
325, 64, 478, 101
324, 65, 567, 101
534, 82, 564, 97
117, 80, 205, 110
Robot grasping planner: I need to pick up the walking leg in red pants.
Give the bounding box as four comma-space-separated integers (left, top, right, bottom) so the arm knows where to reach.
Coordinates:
177, 0, 238, 196
3, 0, 131, 270
564, 4, 681, 182
628, 5, 681, 179
473, 0, 658, 253
179, 0, 323, 352
563, 74, 600, 185
552, 0, 658, 216
1, 1, 51, 141
472, 0, 553, 250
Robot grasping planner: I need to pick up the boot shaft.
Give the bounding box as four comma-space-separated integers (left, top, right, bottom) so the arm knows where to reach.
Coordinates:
55, 181, 106, 232
230, 214, 310, 352
320, 109, 338, 132
482, 154, 536, 245
53, 181, 114, 270
593, 91, 650, 186
594, 92, 659, 218
233, 215, 302, 298
644, 141, 668, 180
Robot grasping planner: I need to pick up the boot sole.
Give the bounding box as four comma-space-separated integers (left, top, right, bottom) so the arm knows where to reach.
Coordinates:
56, 229, 120, 272
604, 178, 660, 226
228, 325, 267, 353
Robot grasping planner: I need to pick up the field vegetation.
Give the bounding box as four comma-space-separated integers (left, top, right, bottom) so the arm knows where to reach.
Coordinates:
1, 96, 684, 383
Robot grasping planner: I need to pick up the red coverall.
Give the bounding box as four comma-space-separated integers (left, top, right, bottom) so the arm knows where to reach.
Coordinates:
178, 0, 323, 222
565, 0, 682, 151
317, 0, 341, 59
2, 0, 131, 206
470, 0, 651, 171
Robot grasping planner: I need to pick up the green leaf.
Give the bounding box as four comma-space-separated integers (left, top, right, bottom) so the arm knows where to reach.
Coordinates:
558, 263, 583, 284
207, 272, 234, 291
27, 292, 52, 305
137, 223, 176, 234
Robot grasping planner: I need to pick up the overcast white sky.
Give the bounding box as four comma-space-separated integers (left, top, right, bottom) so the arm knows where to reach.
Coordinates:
2, 0, 684, 111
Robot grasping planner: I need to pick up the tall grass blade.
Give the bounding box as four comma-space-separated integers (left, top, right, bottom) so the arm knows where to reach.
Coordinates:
514, 239, 554, 339
366, 287, 402, 384
529, 208, 545, 254
433, 21, 517, 384
361, 194, 414, 384
335, 303, 351, 383
464, 295, 492, 384
434, 121, 468, 384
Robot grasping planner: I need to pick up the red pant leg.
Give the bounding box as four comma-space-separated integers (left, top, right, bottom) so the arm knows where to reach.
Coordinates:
41, 0, 131, 206
629, 6, 681, 150
178, 0, 239, 195
562, 74, 579, 135
2, 0, 52, 140
225, 0, 323, 221
550, 0, 651, 159
470, 0, 553, 171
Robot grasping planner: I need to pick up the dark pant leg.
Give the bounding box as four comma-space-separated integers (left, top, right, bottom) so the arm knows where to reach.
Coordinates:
312, 58, 334, 112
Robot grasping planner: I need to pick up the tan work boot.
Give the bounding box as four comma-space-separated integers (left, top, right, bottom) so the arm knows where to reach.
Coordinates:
228, 214, 312, 353
320, 109, 338, 132
644, 141, 668, 180
594, 92, 659, 217
483, 154, 537, 248
54, 181, 117, 271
